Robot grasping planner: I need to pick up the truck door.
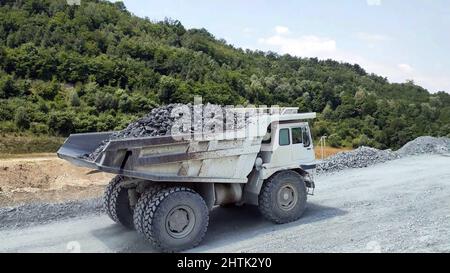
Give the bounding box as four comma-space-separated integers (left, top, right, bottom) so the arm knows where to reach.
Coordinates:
291, 126, 314, 164
269, 128, 293, 167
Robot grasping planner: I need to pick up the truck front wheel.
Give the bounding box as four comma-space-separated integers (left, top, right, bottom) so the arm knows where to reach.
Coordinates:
103, 175, 135, 229
258, 170, 307, 224
134, 187, 209, 252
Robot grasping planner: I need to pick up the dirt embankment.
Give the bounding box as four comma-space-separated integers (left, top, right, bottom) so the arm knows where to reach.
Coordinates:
0, 154, 113, 207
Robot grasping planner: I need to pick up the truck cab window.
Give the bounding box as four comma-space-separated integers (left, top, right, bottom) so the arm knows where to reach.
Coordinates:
292, 128, 302, 144
279, 129, 290, 146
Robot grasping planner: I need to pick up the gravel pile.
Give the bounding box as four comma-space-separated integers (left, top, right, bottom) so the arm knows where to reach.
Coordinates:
396, 136, 450, 157
317, 136, 450, 174
317, 146, 400, 174
84, 104, 248, 160
0, 198, 103, 229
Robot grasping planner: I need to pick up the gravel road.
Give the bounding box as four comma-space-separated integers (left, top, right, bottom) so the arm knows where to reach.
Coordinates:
1, 154, 449, 253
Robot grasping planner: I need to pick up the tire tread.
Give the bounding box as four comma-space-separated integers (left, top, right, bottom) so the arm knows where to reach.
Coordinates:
258, 171, 307, 224
134, 187, 209, 252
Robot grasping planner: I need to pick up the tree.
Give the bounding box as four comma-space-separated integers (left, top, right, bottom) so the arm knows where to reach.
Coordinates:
14, 106, 30, 130
35, 80, 60, 100
0, 75, 19, 98
114, 1, 127, 12
69, 90, 81, 107
327, 134, 342, 148
158, 76, 179, 103
48, 111, 74, 136
95, 91, 118, 112
322, 104, 334, 120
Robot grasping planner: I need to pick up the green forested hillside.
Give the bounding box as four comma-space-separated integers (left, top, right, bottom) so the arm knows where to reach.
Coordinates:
0, 0, 449, 150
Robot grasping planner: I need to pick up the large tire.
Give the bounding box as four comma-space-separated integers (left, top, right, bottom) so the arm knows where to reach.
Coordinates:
133, 183, 170, 234
103, 175, 134, 229
258, 170, 307, 224
134, 187, 209, 253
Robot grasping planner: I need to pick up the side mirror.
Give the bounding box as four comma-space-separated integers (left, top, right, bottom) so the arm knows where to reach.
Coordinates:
302, 128, 311, 147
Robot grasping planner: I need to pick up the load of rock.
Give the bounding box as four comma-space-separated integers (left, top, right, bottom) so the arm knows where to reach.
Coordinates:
316, 146, 399, 174
84, 104, 249, 160
396, 136, 450, 157
84, 104, 179, 160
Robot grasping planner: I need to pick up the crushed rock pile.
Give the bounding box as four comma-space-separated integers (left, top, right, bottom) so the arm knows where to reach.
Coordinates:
317, 146, 399, 174
317, 136, 450, 174
396, 136, 450, 157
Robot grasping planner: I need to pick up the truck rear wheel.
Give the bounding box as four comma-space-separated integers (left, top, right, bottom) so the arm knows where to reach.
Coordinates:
258, 170, 307, 224
133, 187, 209, 252
133, 183, 169, 234
103, 175, 134, 229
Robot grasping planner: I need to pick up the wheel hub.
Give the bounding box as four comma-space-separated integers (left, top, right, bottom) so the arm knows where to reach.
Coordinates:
166, 205, 196, 239
277, 184, 298, 211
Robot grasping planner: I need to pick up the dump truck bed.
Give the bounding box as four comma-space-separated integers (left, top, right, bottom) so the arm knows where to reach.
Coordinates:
57, 132, 263, 183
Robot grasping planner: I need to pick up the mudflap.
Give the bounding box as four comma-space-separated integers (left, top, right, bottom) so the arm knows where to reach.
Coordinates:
305, 172, 315, 196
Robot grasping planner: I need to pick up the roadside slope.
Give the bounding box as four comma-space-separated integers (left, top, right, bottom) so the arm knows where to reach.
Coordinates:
0, 155, 113, 207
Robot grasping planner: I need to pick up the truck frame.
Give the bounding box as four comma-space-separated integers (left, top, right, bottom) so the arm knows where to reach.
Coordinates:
58, 108, 317, 252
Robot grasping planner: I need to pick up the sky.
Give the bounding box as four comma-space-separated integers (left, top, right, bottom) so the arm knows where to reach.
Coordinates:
111, 0, 450, 93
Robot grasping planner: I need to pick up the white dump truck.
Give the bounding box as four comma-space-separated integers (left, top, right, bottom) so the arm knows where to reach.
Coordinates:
58, 108, 317, 252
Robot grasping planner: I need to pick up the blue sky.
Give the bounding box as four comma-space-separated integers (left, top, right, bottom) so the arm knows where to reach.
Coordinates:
112, 0, 450, 93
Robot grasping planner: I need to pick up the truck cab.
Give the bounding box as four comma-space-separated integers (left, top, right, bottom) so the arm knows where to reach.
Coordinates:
260, 121, 315, 170
242, 111, 317, 207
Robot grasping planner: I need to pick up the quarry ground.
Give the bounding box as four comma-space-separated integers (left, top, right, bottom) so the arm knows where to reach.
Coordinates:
0, 153, 449, 253
0, 154, 113, 207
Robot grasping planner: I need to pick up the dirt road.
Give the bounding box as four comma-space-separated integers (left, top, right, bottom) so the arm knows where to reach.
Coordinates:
1, 154, 449, 253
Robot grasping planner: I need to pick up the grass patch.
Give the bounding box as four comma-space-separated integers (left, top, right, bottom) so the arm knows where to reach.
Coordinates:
315, 146, 352, 160
0, 134, 65, 155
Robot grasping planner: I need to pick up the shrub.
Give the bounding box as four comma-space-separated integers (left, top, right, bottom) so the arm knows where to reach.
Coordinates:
69, 90, 81, 107
352, 134, 370, 148
30, 122, 49, 135
0, 121, 17, 133
14, 106, 30, 130
35, 80, 60, 100
48, 111, 74, 136
0, 75, 19, 98
327, 134, 342, 148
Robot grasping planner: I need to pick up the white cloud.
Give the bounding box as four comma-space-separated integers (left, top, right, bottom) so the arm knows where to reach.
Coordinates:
398, 63, 414, 74
360, 61, 450, 93
258, 34, 337, 58
274, 26, 290, 35
366, 0, 382, 6
356, 32, 390, 43
257, 27, 449, 93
